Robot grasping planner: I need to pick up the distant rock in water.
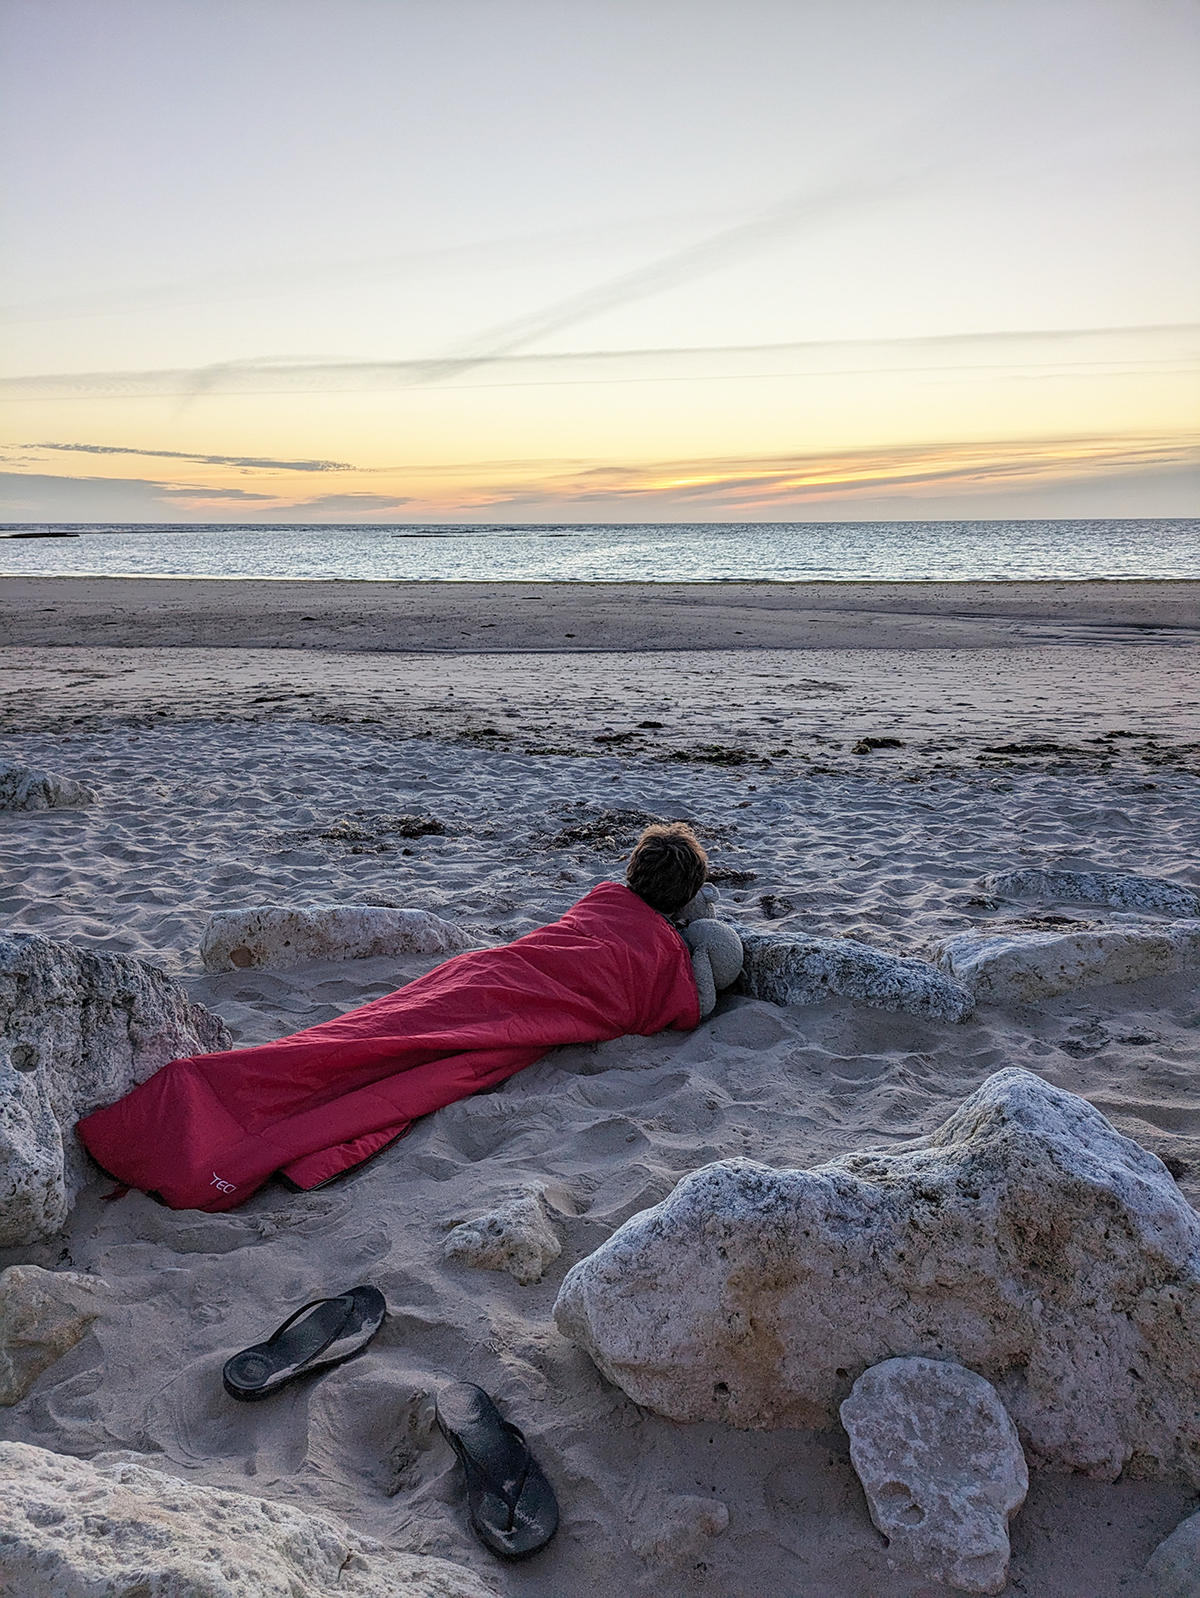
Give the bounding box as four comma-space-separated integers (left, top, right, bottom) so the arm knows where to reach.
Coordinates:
3, 527, 79, 538
555, 1068, 1200, 1485
0, 764, 94, 811
0, 933, 231, 1246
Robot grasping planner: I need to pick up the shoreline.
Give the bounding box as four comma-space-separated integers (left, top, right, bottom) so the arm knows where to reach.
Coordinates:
4, 575, 1197, 761
2, 575, 1197, 656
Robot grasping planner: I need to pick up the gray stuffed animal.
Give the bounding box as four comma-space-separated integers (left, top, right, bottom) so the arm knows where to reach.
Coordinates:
671, 884, 744, 1019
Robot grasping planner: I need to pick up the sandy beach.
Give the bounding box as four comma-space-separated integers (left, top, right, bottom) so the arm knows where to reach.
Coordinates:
2, 576, 1199, 1596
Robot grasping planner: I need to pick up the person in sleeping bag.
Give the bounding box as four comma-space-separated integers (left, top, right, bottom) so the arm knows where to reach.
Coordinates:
77, 823, 743, 1214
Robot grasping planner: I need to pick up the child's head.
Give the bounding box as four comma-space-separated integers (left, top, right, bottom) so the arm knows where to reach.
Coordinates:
626, 823, 708, 916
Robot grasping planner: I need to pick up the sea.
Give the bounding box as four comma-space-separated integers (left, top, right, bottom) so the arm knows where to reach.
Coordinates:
0, 519, 1197, 583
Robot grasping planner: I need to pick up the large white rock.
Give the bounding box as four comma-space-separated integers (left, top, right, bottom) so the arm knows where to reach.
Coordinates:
0, 1265, 109, 1405
200, 904, 475, 973
443, 1189, 563, 1285
0, 763, 94, 811
0, 1441, 498, 1597
1142, 1509, 1200, 1598
0, 933, 231, 1246
554, 1068, 1200, 1483
936, 921, 1200, 1005
985, 867, 1200, 919
840, 1358, 1028, 1596
738, 929, 974, 1022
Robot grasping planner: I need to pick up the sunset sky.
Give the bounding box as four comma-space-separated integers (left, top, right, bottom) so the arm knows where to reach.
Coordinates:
2, 0, 1197, 523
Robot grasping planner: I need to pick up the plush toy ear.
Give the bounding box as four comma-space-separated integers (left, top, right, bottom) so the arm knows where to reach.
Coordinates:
673, 887, 715, 925
702, 884, 720, 903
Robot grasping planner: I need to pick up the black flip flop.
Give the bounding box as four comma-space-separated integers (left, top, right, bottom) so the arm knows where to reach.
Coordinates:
222, 1284, 386, 1402
435, 1382, 559, 1560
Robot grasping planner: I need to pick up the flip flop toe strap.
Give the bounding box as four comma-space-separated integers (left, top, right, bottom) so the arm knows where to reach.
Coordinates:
266, 1293, 354, 1351
230, 1294, 354, 1390
460, 1420, 533, 1529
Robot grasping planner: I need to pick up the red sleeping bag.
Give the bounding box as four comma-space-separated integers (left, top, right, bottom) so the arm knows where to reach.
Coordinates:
77, 882, 699, 1213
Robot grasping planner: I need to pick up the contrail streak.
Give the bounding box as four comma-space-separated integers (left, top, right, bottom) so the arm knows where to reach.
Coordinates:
1, 325, 1194, 400
25, 441, 354, 471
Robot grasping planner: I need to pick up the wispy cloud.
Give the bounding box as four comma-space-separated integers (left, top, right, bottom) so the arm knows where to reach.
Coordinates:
297, 492, 412, 513
0, 471, 277, 518
3, 324, 1193, 400
0, 215, 718, 326
0, 76, 984, 351
157, 485, 277, 501
4, 431, 1193, 525
444, 432, 1200, 514
0, 474, 405, 520
26, 441, 354, 472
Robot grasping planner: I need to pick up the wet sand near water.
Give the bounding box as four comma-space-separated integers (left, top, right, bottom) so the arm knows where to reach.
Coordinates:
1, 573, 1197, 653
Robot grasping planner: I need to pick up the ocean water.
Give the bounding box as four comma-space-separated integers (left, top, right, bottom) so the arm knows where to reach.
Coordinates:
1, 519, 1197, 583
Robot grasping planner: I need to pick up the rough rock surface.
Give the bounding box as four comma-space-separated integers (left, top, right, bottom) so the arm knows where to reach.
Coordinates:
554, 1068, 1200, 1483
985, 866, 1200, 919
0, 1441, 497, 1598
937, 921, 1200, 1005
1142, 1509, 1200, 1598
200, 904, 475, 973
0, 1265, 109, 1406
840, 1358, 1028, 1596
0, 762, 94, 811
738, 929, 974, 1021
0, 933, 231, 1246
443, 1188, 563, 1285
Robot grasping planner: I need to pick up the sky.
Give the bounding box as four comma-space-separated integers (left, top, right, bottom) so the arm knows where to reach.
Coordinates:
1, 0, 1197, 524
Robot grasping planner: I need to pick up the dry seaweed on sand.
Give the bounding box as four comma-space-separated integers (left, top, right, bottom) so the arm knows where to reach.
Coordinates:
667, 743, 752, 766
542, 807, 668, 850
706, 864, 758, 885
319, 812, 449, 843
540, 806, 736, 855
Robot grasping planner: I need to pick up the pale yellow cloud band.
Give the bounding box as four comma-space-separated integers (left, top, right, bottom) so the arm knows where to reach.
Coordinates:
7, 429, 1190, 520
515, 433, 1199, 514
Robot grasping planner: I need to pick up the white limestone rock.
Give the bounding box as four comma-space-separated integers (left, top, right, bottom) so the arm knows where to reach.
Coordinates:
0, 763, 94, 811
840, 1358, 1028, 1596
985, 867, 1200, 919
554, 1068, 1200, 1483
0, 1265, 109, 1406
937, 921, 1200, 1005
444, 1189, 563, 1285
1142, 1509, 1200, 1598
0, 933, 231, 1247
200, 904, 475, 973
738, 929, 973, 1022
0, 1441, 498, 1597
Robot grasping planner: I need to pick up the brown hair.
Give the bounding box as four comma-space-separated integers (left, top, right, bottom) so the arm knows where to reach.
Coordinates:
626, 823, 707, 915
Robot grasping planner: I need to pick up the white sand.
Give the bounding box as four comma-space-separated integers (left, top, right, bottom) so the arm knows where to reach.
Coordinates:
1, 580, 1199, 1595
